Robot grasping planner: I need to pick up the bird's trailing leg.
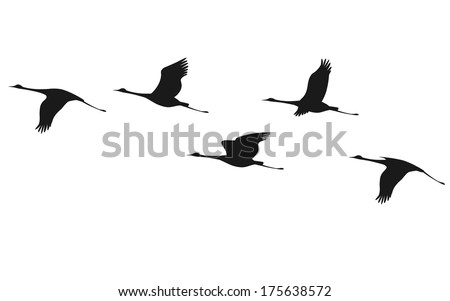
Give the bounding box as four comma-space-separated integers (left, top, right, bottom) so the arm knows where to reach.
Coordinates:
261, 165, 284, 170
80, 100, 106, 112
256, 161, 284, 170
422, 171, 445, 185
180, 102, 208, 113
329, 106, 358, 116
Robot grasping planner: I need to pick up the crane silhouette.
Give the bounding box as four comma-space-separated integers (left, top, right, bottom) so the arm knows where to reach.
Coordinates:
263, 59, 358, 117
351, 155, 445, 204
10, 84, 105, 133
189, 132, 283, 170
115, 58, 208, 113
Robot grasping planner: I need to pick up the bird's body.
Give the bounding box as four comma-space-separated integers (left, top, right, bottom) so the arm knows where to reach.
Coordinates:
190, 132, 283, 170
115, 58, 208, 113
198, 155, 267, 168
263, 59, 358, 117
10, 85, 105, 133
351, 155, 445, 203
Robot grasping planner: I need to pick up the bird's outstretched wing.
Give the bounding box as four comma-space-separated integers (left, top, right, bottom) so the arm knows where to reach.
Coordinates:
376, 168, 407, 204
301, 59, 331, 104
221, 132, 270, 159
151, 58, 188, 98
294, 107, 309, 116
35, 99, 67, 133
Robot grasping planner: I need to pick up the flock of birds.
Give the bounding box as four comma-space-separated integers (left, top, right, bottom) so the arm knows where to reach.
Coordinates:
10, 58, 444, 204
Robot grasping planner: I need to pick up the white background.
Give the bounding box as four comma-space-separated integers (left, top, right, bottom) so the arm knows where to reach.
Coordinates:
0, 1, 449, 300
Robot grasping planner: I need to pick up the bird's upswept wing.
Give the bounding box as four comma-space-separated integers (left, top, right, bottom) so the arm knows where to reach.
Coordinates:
36, 98, 67, 133
151, 58, 188, 98
380, 156, 421, 170
376, 168, 408, 204
300, 59, 331, 104
221, 132, 270, 159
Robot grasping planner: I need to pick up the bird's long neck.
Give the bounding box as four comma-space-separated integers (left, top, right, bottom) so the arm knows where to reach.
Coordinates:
354, 156, 386, 165
263, 98, 298, 105
13, 86, 48, 94
195, 154, 223, 160
117, 89, 149, 98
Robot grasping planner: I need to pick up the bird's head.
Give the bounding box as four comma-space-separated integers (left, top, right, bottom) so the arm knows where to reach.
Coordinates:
350, 155, 363, 159
189, 152, 201, 157
115, 88, 127, 92
10, 84, 23, 89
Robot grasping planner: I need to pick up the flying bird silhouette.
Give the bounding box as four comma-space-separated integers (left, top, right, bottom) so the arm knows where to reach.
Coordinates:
10, 84, 105, 133
263, 59, 358, 117
189, 132, 283, 170
115, 58, 208, 113
351, 155, 445, 204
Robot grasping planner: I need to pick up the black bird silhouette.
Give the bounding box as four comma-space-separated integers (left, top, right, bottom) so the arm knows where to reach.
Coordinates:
263, 59, 358, 117
351, 155, 445, 204
10, 84, 105, 133
115, 58, 208, 113
189, 132, 283, 170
